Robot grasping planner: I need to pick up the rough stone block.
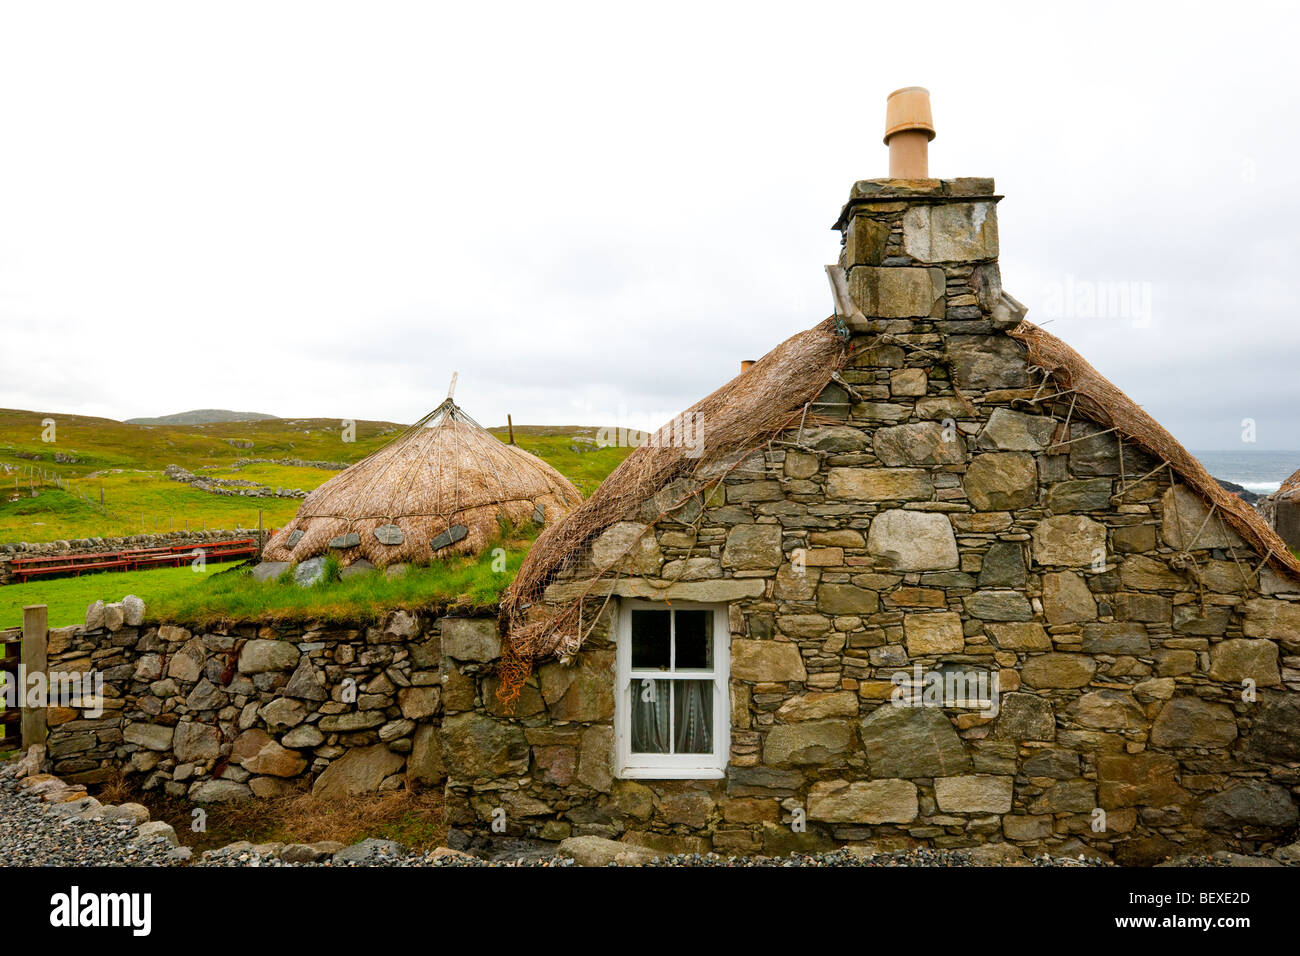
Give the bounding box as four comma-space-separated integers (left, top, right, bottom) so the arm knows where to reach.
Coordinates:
902, 201, 998, 263
807, 778, 919, 824
934, 775, 1014, 814
866, 510, 958, 571
441, 617, 501, 662
731, 640, 807, 683
848, 266, 945, 318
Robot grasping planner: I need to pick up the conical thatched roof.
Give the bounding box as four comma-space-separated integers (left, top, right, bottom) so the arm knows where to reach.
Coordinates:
262, 398, 582, 568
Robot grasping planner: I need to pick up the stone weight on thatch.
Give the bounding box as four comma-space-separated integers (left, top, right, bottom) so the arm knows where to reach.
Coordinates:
373, 523, 404, 546
261, 398, 582, 569
432, 525, 469, 552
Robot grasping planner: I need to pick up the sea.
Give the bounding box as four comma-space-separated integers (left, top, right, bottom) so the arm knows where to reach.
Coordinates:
1190, 450, 1300, 496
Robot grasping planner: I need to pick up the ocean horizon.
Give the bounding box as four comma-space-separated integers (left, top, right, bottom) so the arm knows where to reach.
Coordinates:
1190, 450, 1300, 496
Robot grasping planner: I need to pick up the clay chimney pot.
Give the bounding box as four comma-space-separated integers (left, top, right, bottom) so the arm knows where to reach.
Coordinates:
883, 86, 935, 179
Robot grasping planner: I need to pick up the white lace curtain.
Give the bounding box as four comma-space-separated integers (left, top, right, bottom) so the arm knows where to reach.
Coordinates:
631, 679, 711, 754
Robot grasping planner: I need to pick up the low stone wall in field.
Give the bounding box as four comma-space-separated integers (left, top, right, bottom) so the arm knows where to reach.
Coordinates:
32, 607, 477, 801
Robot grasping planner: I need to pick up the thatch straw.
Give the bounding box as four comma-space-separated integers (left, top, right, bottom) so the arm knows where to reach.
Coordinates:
1009, 320, 1300, 582
262, 399, 582, 569
1273, 466, 1300, 499
502, 318, 849, 663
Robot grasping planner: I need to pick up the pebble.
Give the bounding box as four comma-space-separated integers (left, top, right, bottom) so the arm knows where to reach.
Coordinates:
0, 777, 175, 867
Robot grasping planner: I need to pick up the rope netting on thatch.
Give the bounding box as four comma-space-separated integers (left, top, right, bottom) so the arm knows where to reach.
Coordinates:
495, 313, 1300, 711
1009, 320, 1300, 583
262, 398, 582, 569
497, 317, 849, 701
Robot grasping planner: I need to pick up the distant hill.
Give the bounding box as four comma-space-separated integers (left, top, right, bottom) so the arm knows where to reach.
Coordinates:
125, 409, 279, 426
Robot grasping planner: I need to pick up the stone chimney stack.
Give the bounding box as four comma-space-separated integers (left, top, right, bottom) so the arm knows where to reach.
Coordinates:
833, 88, 1021, 339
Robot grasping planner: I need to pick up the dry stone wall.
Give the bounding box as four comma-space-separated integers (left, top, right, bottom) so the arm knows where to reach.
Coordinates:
440, 178, 1300, 864
31, 608, 473, 801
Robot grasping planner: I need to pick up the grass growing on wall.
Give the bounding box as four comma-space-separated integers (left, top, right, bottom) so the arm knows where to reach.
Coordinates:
147, 533, 536, 628
3, 540, 532, 630
0, 563, 232, 629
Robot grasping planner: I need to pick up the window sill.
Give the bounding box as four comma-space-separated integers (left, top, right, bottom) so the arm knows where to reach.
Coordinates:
617, 767, 726, 780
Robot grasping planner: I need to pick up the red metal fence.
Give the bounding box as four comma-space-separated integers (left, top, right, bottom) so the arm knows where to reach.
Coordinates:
8, 538, 259, 583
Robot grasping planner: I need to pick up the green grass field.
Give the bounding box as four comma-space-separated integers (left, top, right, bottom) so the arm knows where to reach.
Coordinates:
0, 409, 635, 627
486, 425, 633, 496
202, 462, 343, 489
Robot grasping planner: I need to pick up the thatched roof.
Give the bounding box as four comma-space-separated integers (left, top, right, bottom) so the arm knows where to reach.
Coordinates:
502, 318, 849, 661
503, 315, 1300, 667
1008, 320, 1300, 581
262, 398, 582, 568
1272, 466, 1300, 500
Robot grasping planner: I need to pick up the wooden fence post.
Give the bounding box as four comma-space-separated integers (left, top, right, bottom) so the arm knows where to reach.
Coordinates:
21, 605, 47, 749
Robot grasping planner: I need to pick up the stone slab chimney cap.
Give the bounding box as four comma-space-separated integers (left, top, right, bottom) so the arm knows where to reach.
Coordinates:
883, 86, 935, 145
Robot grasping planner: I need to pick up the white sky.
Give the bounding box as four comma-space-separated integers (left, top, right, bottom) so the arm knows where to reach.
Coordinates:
2, 0, 1298, 449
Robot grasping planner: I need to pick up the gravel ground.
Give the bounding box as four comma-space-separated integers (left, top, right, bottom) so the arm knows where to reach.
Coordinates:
643, 848, 1110, 867
0, 765, 1286, 868
191, 843, 1112, 867
0, 777, 178, 867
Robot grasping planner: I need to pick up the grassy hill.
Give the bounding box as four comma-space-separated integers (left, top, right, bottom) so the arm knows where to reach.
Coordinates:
0, 407, 405, 541
124, 408, 280, 425
0, 408, 631, 542
0, 407, 402, 475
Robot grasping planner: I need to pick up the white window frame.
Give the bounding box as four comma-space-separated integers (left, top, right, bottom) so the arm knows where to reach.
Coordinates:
614, 599, 730, 780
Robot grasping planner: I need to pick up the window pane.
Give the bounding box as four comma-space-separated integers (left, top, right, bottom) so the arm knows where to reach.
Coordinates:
674, 610, 712, 669
630, 678, 671, 754
630, 610, 670, 670
673, 680, 713, 754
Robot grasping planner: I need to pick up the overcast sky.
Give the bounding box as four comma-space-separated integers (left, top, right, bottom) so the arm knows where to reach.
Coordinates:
1, 0, 1298, 451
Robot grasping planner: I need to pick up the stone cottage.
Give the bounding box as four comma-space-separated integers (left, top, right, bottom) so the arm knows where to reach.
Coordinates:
1259, 466, 1300, 554
436, 89, 1300, 863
